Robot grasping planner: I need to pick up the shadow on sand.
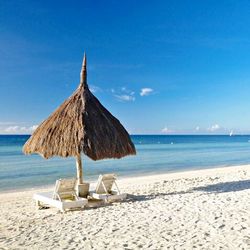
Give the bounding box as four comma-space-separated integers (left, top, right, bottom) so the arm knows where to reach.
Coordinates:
127, 190, 189, 202
192, 180, 250, 193
127, 180, 250, 202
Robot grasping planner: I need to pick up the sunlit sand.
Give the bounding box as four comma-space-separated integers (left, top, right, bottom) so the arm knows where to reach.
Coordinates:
1, 165, 250, 249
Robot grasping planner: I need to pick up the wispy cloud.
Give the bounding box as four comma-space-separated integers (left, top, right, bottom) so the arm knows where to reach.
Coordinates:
89, 85, 101, 93
195, 126, 200, 131
161, 127, 174, 134
112, 86, 135, 102
140, 88, 153, 96
3, 125, 38, 134
115, 94, 135, 102
207, 124, 221, 132
110, 86, 156, 102
30, 125, 38, 131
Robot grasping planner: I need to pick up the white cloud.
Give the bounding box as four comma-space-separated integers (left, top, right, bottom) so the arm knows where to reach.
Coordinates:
5, 126, 19, 133
89, 85, 101, 93
115, 95, 135, 102
208, 124, 220, 132
161, 127, 173, 134
113, 86, 136, 102
4, 125, 38, 134
30, 125, 38, 131
121, 87, 134, 95
195, 126, 200, 131
140, 88, 153, 96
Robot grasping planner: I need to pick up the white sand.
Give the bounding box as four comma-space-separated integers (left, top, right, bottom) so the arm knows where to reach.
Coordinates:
1, 165, 250, 249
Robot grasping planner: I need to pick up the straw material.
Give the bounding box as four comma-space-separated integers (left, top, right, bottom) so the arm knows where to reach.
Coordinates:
23, 55, 136, 160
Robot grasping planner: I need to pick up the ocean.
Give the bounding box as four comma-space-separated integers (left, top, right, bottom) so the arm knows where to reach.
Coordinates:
1, 134, 250, 191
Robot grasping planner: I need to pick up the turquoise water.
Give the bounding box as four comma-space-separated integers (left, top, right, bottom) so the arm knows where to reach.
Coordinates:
1, 135, 250, 191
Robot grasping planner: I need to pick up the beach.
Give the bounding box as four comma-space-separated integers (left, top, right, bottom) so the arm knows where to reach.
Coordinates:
2, 1, 250, 249
1, 164, 250, 249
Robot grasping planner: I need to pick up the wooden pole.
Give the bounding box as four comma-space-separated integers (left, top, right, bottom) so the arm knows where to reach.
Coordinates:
76, 154, 83, 184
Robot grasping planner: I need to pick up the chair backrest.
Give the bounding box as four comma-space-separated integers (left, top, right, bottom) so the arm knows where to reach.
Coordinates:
95, 174, 116, 194
53, 178, 77, 200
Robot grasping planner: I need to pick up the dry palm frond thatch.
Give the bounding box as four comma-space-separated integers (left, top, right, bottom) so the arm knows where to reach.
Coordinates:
23, 54, 136, 183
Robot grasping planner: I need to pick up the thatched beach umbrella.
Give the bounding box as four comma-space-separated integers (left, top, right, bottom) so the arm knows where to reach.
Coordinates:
23, 54, 136, 189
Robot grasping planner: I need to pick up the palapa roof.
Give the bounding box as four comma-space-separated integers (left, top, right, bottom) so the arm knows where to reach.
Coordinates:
23, 54, 136, 160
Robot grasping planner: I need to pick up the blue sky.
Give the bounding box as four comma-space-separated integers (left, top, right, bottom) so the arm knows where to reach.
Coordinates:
1, 0, 250, 134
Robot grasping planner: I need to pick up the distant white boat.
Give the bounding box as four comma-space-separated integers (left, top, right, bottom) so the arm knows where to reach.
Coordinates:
229, 130, 233, 137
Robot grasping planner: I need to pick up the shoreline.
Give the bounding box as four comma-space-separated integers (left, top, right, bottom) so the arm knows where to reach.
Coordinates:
1, 163, 250, 195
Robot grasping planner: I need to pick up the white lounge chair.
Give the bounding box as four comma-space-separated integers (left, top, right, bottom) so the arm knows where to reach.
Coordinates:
89, 174, 127, 202
33, 178, 88, 212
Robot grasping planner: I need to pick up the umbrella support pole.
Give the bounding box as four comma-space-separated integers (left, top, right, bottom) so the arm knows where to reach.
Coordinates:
76, 155, 83, 184
76, 155, 89, 198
